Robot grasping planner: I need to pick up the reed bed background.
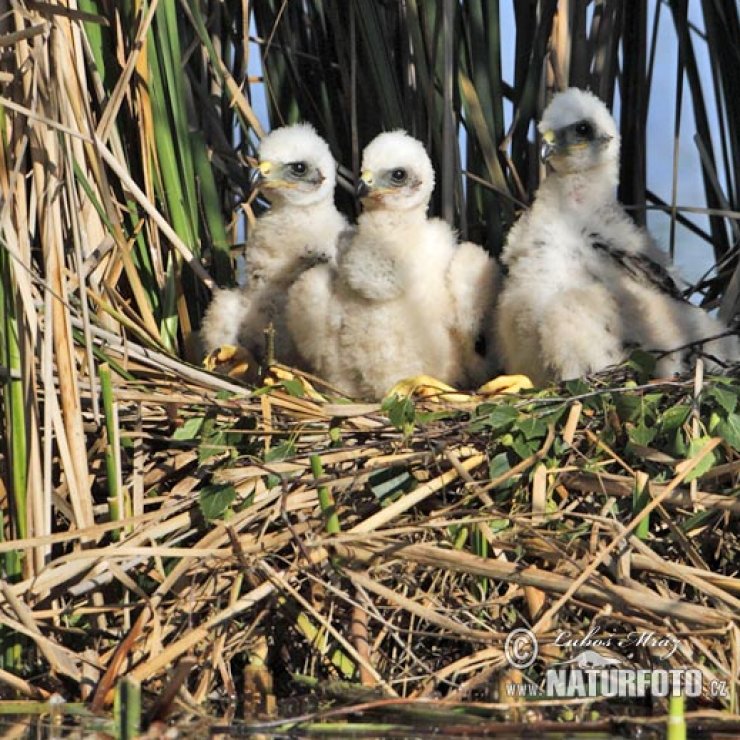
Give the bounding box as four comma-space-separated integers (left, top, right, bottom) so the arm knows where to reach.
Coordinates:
0, 0, 738, 733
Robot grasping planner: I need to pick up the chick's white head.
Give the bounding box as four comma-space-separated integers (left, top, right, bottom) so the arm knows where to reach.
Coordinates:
253, 123, 337, 207
358, 131, 435, 212
539, 88, 620, 176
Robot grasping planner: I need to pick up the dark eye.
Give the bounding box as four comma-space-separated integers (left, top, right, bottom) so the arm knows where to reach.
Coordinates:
390, 168, 407, 184
290, 162, 308, 176
575, 121, 593, 137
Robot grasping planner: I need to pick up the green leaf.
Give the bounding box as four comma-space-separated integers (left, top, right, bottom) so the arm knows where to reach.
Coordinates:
382, 395, 416, 432
471, 525, 488, 558
476, 403, 518, 431
368, 467, 413, 503
626, 349, 657, 381
661, 404, 691, 432
564, 378, 590, 397
281, 378, 305, 398
199, 483, 237, 521
512, 435, 536, 460
264, 441, 296, 463
265, 474, 281, 490
199, 429, 229, 463
198, 415, 230, 462
683, 437, 718, 482
627, 423, 656, 447
716, 412, 740, 451
708, 385, 737, 415
614, 393, 642, 423
171, 416, 204, 441
497, 433, 514, 447
672, 427, 689, 457
539, 405, 567, 427
518, 415, 547, 441
488, 451, 511, 482
708, 410, 721, 433
450, 525, 469, 550
641, 393, 664, 419
489, 518, 511, 534
416, 409, 457, 424
680, 508, 719, 533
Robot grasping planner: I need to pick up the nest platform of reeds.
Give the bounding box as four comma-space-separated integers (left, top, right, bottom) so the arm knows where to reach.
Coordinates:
4, 343, 739, 736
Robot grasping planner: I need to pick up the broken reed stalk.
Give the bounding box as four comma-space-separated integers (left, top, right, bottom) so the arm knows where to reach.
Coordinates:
113, 676, 141, 740
632, 470, 650, 540
311, 453, 340, 535
668, 694, 687, 740
0, 235, 25, 670
99, 363, 122, 540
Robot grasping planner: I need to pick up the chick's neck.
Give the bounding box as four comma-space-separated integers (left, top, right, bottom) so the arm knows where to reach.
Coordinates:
544, 162, 618, 213
359, 203, 428, 230
266, 191, 335, 211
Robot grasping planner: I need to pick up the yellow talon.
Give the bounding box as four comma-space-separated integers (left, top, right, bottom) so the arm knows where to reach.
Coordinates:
203, 344, 252, 380
477, 374, 533, 396
386, 375, 474, 405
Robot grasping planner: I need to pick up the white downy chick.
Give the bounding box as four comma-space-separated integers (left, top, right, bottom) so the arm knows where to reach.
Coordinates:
497, 88, 738, 385
287, 130, 497, 399
201, 123, 347, 367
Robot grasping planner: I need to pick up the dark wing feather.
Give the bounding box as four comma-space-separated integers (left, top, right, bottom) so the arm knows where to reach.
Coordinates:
590, 235, 687, 302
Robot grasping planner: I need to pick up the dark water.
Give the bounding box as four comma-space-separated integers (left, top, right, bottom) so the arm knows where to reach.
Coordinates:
25, 705, 740, 740
0, 716, 636, 739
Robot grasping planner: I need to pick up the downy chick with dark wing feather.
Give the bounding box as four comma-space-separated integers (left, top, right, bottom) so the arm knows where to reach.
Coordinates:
201, 123, 347, 366
497, 88, 738, 385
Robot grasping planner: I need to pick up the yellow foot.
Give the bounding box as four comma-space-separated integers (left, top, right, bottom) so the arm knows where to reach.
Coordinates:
203, 344, 253, 380
477, 374, 533, 396
386, 375, 473, 405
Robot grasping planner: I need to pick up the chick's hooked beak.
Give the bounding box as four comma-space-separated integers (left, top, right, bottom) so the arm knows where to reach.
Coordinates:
540, 130, 557, 163
356, 170, 373, 199
249, 161, 272, 190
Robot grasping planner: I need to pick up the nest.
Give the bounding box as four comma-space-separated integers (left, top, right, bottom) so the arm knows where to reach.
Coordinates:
5, 328, 739, 735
